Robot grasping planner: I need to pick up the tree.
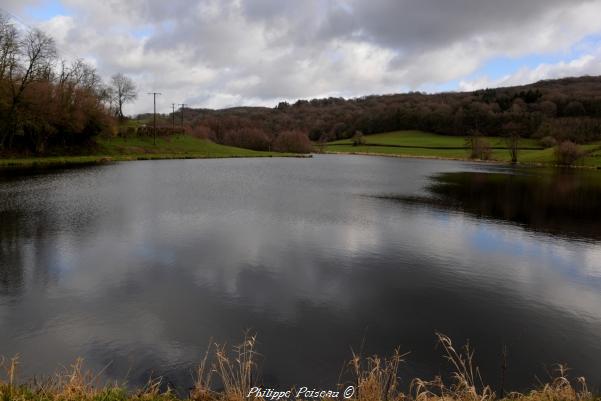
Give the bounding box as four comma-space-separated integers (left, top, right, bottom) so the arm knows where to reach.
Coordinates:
110, 73, 137, 120
554, 141, 583, 165
223, 128, 271, 151
465, 129, 491, 160
317, 134, 329, 153
0, 13, 113, 153
503, 121, 521, 163
0, 14, 19, 81
273, 130, 312, 153
1, 26, 56, 149
351, 130, 365, 146
564, 101, 585, 117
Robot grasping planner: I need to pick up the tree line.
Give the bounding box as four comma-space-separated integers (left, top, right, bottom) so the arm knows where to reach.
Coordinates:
160, 76, 601, 153
0, 14, 139, 154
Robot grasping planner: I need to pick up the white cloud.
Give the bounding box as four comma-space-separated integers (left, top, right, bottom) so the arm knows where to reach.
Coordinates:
459, 49, 601, 91
17, 0, 601, 114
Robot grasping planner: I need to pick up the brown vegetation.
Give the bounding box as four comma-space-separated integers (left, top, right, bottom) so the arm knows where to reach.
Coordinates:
223, 128, 271, 151
0, 334, 597, 401
466, 131, 492, 160
352, 131, 366, 146
554, 141, 585, 166
272, 130, 313, 153
156, 76, 601, 154
0, 14, 116, 155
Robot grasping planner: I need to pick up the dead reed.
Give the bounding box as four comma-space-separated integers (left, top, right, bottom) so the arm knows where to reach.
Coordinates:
1, 334, 597, 401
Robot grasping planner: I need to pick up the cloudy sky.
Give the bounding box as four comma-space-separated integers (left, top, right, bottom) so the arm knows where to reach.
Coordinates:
3, 0, 601, 115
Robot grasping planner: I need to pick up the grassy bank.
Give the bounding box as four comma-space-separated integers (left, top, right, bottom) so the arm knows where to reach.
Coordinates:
0, 135, 297, 168
1, 334, 598, 401
325, 131, 601, 167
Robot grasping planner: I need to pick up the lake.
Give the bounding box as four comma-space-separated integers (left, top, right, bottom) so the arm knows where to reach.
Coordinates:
1, 155, 600, 392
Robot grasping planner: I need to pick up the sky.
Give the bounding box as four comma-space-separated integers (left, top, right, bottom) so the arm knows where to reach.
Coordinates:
2, 0, 601, 115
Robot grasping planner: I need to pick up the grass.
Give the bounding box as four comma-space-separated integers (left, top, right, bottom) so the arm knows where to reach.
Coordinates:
3, 131, 601, 168
0, 135, 297, 168
328, 131, 543, 150
0, 334, 598, 401
325, 131, 601, 167
96, 135, 278, 158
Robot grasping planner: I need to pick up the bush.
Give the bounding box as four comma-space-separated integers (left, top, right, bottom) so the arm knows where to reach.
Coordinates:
475, 138, 492, 160
223, 128, 271, 151
540, 136, 558, 148
190, 125, 211, 140
466, 136, 492, 160
554, 141, 584, 165
272, 130, 312, 153
351, 131, 365, 146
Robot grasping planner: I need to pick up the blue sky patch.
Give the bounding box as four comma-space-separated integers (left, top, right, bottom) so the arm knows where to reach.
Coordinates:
24, 0, 67, 21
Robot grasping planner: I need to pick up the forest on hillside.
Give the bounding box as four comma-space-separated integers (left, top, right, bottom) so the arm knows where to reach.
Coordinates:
148, 76, 601, 152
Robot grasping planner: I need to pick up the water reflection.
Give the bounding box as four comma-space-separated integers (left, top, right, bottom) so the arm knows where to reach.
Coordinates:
1, 157, 600, 392
383, 169, 601, 241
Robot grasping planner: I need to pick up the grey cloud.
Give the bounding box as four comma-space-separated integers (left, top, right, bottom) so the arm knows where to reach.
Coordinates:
341, 0, 580, 50
36, 0, 601, 113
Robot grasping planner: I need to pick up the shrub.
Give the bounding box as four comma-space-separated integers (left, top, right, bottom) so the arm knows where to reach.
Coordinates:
475, 138, 492, 160
190, 125, 211, 140
466, 136, 492, 160
540, 136, 558, 148
272, 130, 312, 153
223, 128, 271, 151
554, 141, 584, 165
351, 131, 365, 146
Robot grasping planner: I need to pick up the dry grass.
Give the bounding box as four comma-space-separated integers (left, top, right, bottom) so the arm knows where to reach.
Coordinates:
1, 334, 598, 401
349, 347, 406, 401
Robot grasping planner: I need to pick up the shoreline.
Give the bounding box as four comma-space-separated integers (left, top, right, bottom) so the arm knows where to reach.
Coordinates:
323, 150, 601, 170
0, 153, 312, 169
1, 334, 598, 401
1, 150, 599, 171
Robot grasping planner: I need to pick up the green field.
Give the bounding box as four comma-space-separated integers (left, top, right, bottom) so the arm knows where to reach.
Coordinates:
96, 135, 279, 158
325, 130, 601, 167
328, 130, 543, 149
4, 130, 601, 168
0, 135, 294, 168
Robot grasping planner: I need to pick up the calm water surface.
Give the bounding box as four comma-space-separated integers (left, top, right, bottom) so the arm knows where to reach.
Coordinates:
1, 155, 600, 391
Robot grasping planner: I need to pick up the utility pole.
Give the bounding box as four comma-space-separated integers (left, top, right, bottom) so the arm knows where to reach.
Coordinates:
171, 103, 176, 134
178, 103, 187, 134
148, 92, 162, 145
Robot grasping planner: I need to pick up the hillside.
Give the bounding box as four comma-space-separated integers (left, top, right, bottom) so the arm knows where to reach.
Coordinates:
153, 76, 601, 152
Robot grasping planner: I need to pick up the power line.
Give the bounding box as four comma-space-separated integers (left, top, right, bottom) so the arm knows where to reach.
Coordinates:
178, 103, 187, 133
171, 103, 176, 133
148, 92, 162, 145
0, 6, 35, 31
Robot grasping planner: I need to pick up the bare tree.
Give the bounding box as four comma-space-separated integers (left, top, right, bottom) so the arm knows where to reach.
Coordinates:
317, 135, 328, 153
18, 29, 57, 88
0, 13, 114, 153
58, 58, 102, 93
0, 14, 19, 81
1, 27, 56, 148
465, 129, 491, 160
503, 122, 521, 163
110, 73, 137, 120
